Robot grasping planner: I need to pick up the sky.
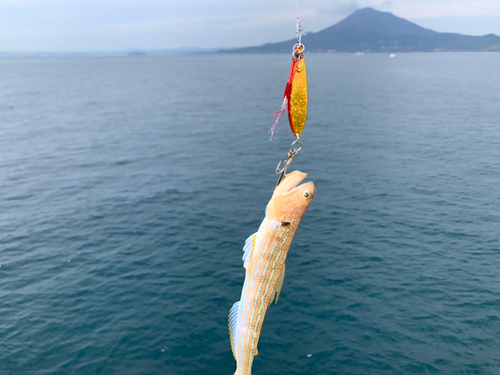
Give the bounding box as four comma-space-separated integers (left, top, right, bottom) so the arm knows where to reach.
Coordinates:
1, 0, 500, 51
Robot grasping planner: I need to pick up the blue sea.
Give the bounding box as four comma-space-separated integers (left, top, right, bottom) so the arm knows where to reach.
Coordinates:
1, 53, 500, 374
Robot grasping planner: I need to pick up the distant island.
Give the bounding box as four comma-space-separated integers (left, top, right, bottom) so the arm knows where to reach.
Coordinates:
0, 47, 218, 57
219, 8, 500, 53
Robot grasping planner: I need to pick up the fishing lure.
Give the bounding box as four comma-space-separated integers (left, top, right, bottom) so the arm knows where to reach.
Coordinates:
269, 18, 308, 141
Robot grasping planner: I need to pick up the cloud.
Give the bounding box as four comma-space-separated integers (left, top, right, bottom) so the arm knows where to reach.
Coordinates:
390, 0, 500, 18
381, 1, 392, 10
101, 8, 321, 35
313, 0, 500, 20
316, 0, 380, 16
1, 0, 500, 50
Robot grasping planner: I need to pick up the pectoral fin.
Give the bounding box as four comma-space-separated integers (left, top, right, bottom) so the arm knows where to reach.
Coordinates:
242, 233, 257, 269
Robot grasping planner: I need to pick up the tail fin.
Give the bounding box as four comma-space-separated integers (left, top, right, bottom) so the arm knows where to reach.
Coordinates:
228, 301, 240, 360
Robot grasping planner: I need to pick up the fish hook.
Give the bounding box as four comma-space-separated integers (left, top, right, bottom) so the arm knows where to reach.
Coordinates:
276, 139, 302, 186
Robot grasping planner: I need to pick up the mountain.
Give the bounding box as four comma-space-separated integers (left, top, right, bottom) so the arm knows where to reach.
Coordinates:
219, 8, 500, 53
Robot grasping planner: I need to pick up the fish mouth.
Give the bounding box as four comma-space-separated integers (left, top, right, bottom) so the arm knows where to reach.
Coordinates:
275, 170, 308, 196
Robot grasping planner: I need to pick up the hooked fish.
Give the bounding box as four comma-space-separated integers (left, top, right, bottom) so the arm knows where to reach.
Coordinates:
229, 171, 316, 375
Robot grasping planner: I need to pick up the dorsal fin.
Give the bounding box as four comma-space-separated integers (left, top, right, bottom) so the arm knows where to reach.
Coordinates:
228, 301, 240, 360
242, 232, 257, 269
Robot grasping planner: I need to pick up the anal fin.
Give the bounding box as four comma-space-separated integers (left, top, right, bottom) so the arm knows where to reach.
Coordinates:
275, 266, 285, 304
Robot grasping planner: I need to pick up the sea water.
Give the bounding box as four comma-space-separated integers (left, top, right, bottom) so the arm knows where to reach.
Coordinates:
1, 53, 500, 374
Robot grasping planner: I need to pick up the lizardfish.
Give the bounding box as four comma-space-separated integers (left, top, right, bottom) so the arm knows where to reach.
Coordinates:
229, 170, 316, 375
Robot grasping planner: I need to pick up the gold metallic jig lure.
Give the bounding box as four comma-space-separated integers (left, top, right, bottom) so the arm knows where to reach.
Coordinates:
288, 50, 308, 137
269, 18, 308, 141
270, 19, 308, 186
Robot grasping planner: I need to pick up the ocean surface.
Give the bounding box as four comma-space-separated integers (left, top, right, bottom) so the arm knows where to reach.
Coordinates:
1, 52, 500, 375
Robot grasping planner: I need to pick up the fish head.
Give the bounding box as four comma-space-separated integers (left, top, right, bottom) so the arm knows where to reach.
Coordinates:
266, 170, 315, 222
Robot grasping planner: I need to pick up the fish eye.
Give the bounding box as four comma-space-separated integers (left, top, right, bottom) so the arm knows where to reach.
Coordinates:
304, 191, 310, 198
